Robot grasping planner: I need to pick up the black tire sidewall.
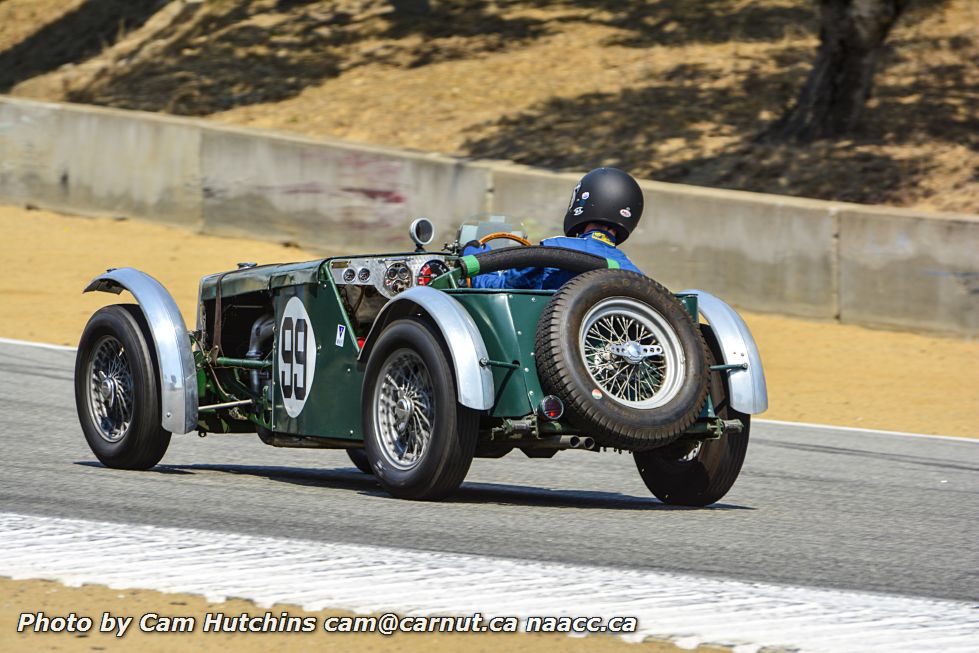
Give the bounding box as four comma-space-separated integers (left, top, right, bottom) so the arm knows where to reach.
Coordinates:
74, 304, 170, 469
362, 319, 475, 499
346, 448, 373, 474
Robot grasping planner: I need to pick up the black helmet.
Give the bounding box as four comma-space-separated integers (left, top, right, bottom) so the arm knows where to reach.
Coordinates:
563, 167, 644, 244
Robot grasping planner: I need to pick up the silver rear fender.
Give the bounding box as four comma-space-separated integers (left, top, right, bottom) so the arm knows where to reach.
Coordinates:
681, 289, 768, 415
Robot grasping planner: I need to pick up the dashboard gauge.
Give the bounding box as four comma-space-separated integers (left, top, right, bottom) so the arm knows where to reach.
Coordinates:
383, 262, 412, 294
342, 268, 356, 283
357, 267, 371, 283
416, 260, 450, 286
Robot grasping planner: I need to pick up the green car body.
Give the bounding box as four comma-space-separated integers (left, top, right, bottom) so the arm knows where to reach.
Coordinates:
79, 226, 767, 503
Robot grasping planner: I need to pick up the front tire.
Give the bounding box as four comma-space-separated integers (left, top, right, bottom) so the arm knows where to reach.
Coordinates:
362, 318, 478, 500
74, 304, 171, 470
633, 326, 750, 506
346, 448, 373, 474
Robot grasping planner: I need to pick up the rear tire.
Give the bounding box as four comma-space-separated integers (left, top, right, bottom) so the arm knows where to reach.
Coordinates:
74, 304, 171, 470
633, 325, 750, 506
362, 318, 478, 500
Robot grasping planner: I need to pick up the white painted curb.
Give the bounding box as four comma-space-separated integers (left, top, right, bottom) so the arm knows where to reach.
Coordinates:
0, 337, 77, 352
755, 419, 979, 442
0, 513, 976, 653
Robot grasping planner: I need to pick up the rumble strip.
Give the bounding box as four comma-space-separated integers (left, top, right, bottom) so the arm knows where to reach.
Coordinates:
1, 513, 975, 652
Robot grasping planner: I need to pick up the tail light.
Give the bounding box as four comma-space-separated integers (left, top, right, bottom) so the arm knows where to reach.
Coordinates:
538, 395, 564, 420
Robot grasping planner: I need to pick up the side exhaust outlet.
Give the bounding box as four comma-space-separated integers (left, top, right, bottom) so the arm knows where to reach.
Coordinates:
525, 435, 596, 450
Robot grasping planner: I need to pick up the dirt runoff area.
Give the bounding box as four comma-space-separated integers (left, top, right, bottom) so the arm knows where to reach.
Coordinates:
1, 578, 724, 653
1, 203, 977, 438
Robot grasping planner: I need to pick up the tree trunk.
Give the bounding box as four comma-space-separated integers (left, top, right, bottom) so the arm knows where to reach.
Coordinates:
770, 0, 907, 142
389, 0, 432, 14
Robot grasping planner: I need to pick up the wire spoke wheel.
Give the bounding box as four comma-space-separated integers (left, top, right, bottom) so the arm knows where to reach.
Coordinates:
86, 335, 135, 443
374, 349, 436, 471
579, 298, 685, 409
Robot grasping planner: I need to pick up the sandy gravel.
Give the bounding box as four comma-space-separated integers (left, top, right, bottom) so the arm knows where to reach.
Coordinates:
2, 204, 976, 438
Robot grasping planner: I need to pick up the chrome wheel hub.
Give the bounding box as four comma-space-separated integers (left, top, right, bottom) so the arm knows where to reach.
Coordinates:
610, 340, 663, 365
393, 395, 414, 432
678, 441, 703, 462
99, 377, 115, 402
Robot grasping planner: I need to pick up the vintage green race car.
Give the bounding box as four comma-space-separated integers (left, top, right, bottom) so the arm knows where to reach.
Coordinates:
74, 218, 767, 505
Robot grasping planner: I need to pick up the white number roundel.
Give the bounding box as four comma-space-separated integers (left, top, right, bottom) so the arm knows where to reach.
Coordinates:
278, 296, 317, 417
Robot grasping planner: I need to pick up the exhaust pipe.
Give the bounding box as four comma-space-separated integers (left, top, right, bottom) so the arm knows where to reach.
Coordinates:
523, 435, 596, 450
246, 313, 275, 395
269, 435, 358, 449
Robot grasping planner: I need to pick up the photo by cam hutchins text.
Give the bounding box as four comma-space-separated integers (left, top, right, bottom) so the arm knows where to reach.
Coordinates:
17, 611, 641, 636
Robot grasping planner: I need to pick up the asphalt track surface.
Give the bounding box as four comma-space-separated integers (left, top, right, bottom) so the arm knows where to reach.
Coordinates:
2, 341, 977, 603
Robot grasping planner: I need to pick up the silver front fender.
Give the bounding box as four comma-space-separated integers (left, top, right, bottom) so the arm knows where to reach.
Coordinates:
681, 289, 768, 415
85, 268, 198, 434
359, 287, 495, 410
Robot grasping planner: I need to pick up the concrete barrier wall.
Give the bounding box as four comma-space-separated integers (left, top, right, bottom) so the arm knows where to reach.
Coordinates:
201, 126, 490, 252
0, 99, 202, 228
1, 96, 976, 336
0, 98, 490, 249
839, 208, 979, 334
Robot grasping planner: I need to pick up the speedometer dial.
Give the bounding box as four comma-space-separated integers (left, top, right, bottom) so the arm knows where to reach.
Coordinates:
416, 260, 450, 286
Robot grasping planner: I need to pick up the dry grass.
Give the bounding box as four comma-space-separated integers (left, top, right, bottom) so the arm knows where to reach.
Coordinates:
2, 0, 977, 212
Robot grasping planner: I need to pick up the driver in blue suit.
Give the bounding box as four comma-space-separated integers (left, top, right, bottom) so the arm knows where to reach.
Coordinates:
465, 167, 644, 289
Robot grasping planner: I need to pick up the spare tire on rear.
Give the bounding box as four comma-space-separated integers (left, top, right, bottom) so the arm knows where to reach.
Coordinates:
535, 269, 708, 450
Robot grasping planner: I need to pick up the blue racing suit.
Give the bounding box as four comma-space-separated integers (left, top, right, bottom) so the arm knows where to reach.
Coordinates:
468, 229, 642, 290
